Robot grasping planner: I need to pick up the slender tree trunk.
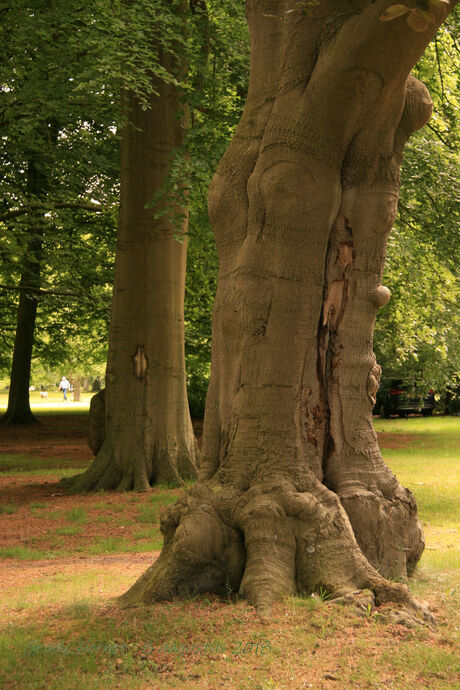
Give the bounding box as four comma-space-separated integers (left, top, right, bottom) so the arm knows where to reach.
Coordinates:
63, 48, 199, 491
120, 1, 456, 613
72, 375, 81, 402
2, 161, 46, 425
2, 282, 40, 424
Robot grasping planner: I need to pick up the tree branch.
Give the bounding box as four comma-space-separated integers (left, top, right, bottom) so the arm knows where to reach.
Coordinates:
426, 121, 455, 149
0, 201, 110, 222
0, 283, 99, 302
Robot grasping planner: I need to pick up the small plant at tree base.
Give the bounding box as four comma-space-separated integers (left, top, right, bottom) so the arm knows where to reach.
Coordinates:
317, 586, 333, 602
365, 603, 381, 621
225, 578, 239, 603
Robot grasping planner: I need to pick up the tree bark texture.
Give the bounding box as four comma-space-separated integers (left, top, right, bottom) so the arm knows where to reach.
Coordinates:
120, 0, 456, 612
2, 160, 46, 425
63, 51, 199, 491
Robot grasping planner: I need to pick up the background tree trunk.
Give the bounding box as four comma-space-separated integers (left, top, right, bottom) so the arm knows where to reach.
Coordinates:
72, 375, 81, 402
120, 0, 456, 612
2, 160, 46, 425
63, 48, 199, 491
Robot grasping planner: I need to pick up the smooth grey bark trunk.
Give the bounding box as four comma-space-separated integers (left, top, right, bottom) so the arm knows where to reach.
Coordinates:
120, 0, 456, 613
63, 49, 199, 491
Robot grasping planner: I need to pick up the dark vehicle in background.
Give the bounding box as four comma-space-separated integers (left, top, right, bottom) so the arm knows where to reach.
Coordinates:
375, 380, 435, 418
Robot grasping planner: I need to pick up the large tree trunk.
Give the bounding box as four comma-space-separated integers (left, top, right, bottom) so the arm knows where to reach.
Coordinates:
63, 50, 199, 491
2, 161, 45, 425
120, 0, 455, 611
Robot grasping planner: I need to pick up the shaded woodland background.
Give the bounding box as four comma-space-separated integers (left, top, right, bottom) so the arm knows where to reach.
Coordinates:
1, 1, 458, 417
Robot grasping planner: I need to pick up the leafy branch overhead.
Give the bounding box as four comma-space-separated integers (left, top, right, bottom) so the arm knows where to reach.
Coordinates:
381, 0, 450, 32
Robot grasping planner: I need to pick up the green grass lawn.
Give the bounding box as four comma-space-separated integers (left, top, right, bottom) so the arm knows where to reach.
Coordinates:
0, 390, 92, 410
0, 416, 459, 689
375, 416, 460, 578
0, 454, 88, 473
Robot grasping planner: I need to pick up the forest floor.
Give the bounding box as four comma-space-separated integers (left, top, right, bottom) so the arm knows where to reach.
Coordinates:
0, 414, 458, 689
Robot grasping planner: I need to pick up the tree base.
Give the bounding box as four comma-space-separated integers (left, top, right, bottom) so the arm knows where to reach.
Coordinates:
0, 408, 38, 425
118, 476, 428, 621
60, 437, 199, 492
328, 589, 433, 629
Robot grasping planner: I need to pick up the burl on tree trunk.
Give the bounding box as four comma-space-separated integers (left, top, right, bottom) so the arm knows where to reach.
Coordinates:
120, 0, 454, 614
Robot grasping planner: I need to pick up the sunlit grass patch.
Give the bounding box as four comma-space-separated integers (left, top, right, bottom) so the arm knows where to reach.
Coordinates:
378, 417, 460, 579
0, 454, 82, 473
64, 507, 87, 524
0, 466, 87, 478
86, 536, 162, 555
374, 415, 460, 441
136, 504, 159, 524
1, 571, 136, 616
0, 546, 57, 560
87, 537, 127, 554
0, 391, 92, 411
384, 642, 460, 682
133, 527, 162, 545
419, 545, 460, 572
149, 490, 180, 505
135, 491, 179, 524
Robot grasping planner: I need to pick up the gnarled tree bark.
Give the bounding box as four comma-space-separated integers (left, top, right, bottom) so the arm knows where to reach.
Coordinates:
120, 0, 456, 611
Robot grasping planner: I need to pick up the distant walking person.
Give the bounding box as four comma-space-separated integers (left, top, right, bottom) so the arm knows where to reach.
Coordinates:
59, 376, 71, 401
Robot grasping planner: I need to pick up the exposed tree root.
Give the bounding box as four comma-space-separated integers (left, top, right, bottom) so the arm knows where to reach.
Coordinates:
119, 491, 245, 607
118, 477, 430, 624
60, 437, 198, 493
338, 484, 425, 579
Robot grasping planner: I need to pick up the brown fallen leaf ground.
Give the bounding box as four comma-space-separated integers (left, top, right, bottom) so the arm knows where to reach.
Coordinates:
0, 414, 458, 689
